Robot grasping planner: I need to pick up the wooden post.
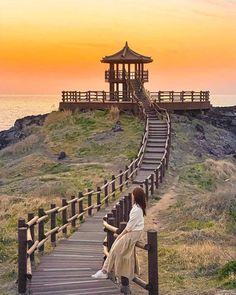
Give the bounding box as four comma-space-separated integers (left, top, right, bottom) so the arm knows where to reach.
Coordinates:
79, 192, 84, 222
148, 230, 158, 295
116, 203, 121, 228
160, 165, 163, 183
124, 195, 129, 222
119, 221, 127, 234
62, 199, 68, 237
130, 161, 134, 181
27, 213, 35, 263
18, 219, 27, 294
119, 199, 124, 222
125, 165, 129, 187
107, 215, 115, 251
162, 160, 166, 177
135, 157, 138, 176
70, 196, 76, 227
155, 169, 159, 189
191, 91, 194, 102
97, 186, 101, 212
111, 175, 115, 199
145, 179, 149, 201
50, 204, 57, 247
112, 207, 117, 228
104, 180, 109, 207
151, 174, 154, 196
119, 170, 123, 192
128, 193, 132, 215
88, 189, 93, 216
38, 208, 45, 253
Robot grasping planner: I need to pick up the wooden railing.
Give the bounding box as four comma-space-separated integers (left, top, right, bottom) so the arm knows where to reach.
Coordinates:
18, 78, 171, 294
103, 203, 158, 295
61, 90, 210, 104
61, 90, 134, 102
149, 91, 210, 102
101, 83, 171, 295
105, 70, 149, 82
17, 109, 148, 294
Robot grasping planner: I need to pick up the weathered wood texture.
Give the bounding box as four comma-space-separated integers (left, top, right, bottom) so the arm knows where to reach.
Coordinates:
18, 78, 171, 295
30, 209, 121, 295
59, 90, 211, 112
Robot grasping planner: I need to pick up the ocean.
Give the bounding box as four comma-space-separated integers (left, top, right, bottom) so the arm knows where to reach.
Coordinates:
0, 94, 235, 132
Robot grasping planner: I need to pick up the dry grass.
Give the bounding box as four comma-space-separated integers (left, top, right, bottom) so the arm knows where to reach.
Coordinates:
44, 110, 72, 126
0, 110, 144, 294
0, 134, 40, 157
134, 157, 236, 295
205, 159, 236, 180
109, 106, 120, 121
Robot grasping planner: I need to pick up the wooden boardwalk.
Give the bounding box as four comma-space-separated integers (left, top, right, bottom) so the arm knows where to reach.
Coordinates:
30, 208, 121, 295
29, 111, 168, 294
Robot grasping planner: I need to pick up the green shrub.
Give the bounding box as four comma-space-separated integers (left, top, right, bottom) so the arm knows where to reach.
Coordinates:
180, 163, 215, 191
219, 261, 236, 279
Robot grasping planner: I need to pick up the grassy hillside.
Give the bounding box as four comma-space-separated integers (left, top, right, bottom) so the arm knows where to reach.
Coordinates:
134, 114, 236, 295
0, 109, 144, 294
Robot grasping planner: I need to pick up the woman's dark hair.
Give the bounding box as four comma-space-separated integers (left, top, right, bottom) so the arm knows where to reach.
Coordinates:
133, 187, 146, 216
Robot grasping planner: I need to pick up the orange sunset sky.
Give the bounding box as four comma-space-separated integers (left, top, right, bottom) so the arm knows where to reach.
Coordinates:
0, 0, 236, 94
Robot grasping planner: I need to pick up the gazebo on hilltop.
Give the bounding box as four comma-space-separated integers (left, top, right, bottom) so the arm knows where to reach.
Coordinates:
101, 42, 153, 100
60, 42, 211, 112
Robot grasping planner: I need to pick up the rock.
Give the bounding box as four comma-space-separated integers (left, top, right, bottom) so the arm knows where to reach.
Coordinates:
89, 131, 115, 142
195, 106, 236, 134
112, 120, 124, 132
193, 150, 202, 158
231, 119, 236, 126
58, 151, 66, 160
195, 123, 205, 133
0, 114, 48, 150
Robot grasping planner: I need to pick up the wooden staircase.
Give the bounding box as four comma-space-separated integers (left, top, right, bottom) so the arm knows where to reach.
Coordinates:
130, 80, 169, 185
18, 78, 170, 295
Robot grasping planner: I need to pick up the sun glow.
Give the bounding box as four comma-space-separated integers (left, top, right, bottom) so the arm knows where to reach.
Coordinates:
0, 0, 236, 94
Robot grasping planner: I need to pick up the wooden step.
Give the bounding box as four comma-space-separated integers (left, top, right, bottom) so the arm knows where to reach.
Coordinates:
148, 126, 168, 133
143, 154, 163, 160
142, 159, 161, 165
145, 147, 165, 153
146, 143, 166, 149
139, 164, 159, 171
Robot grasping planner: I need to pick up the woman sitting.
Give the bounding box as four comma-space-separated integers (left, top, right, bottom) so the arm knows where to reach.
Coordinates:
92, 187, 146, 294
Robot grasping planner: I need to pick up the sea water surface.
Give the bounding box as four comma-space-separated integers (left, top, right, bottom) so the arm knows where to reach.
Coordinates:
0, 94, 235, 132
0, 95, 58, 131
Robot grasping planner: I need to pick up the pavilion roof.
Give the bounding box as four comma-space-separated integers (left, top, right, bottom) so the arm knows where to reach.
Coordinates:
101, 42, 153, 64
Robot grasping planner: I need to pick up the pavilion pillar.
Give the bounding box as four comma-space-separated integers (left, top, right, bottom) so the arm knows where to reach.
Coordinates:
123, 64, 127, 101
138, 63, 141, 80
128, 64, 131, 100
135, 64, 137, 79
116, 63, 119, 101
141, 63, 144, 82
109, 63, 115, 100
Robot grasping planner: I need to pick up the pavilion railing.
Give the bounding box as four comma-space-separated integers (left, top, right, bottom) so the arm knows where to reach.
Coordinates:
61, 90, 210, 104
61, 91, 134, 102
149, 90, 210, 102
105, 70, 149, 82
17, 107, 148, 294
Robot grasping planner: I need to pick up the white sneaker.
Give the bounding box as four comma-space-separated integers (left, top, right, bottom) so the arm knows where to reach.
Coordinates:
91, 269, 108, 279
